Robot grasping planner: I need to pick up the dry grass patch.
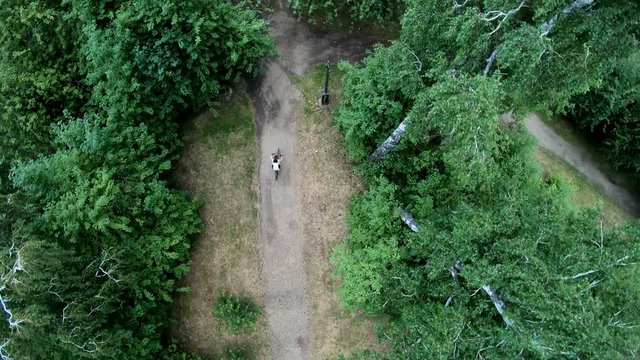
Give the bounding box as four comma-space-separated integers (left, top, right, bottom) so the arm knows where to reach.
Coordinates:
536, 147, 632, 226
295, 65, 386, 359
170, 82, 269, 359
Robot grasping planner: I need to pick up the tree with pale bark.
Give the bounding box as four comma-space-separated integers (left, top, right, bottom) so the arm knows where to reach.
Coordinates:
332, 1, 640, 358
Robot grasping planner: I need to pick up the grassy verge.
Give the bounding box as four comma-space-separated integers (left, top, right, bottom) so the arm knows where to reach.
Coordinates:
546, 115, 640, 193
170, 81, 269, 359
535, 147, 632, 226
296, 64, 387, 358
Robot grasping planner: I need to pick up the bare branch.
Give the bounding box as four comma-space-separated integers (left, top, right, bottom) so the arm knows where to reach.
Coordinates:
47, 278, 64, 301
0, 289, 24, 330
61, 338, 99, 354
599, 213, 604, 254
563, 269, 598, 280
470, 287, 483, 297
449, 260, 463, 282
94, 249, 121, 285
481, 1, 526, 35
607, 255, 633, 267
88, 302, 104, 317
406, 48, 422, 72
62, 301, 76, 324
453, 0, 468, 9
578, 279, 601, 294
62, 327, 100, 354
609, 310, 639, 329
0, 339, 11, 360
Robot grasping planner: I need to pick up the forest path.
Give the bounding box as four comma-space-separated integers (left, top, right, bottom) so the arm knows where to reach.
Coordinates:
249, 2, 382, 359
524, 114, 640, 217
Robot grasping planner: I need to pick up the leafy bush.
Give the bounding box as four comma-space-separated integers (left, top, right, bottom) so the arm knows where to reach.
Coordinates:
213, 292, 262, 335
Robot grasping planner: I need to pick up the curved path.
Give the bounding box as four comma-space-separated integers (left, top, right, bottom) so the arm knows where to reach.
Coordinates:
249, 2, 384, 359
524, 114, 640, 217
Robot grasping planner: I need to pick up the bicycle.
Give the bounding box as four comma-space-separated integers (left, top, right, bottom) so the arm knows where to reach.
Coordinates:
271, 148, 283, 180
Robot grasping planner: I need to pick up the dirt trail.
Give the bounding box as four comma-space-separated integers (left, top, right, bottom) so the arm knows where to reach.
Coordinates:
249, 2, 383, 359
524, 114, 640, 217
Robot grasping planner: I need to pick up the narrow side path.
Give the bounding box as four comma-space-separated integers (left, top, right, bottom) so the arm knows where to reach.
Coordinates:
524, 114, 640, 217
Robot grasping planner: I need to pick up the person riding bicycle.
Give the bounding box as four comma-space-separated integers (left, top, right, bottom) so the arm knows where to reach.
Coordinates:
271, 152, 284, 171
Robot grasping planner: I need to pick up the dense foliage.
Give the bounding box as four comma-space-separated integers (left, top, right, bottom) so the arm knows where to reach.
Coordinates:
0, 0, 88, 190
288, 0, 403, 23
568, 51, 640, 172
333, 1, 640, 358
0, 0, 272, 358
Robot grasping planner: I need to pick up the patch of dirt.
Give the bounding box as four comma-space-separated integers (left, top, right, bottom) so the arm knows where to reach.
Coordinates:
249, 2, 388, 359
170, 104, 269, 358
296, 72, 387, 358
523, 113, 640, 217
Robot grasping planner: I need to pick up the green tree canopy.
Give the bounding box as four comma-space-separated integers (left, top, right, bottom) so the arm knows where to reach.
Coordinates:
0, 0, 274, 358
332, 2, 640, 358
2, 117, 201, 358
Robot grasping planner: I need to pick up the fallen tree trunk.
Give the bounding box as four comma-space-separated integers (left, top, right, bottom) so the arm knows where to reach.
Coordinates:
482, 285, 514, 327
369, 117, 410, 162
401, 209, 420, 232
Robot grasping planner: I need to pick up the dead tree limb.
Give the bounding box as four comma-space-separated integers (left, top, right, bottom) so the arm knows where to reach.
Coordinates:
449, 260, 463, 282
0, 288, 23, 330
369, 117, 410, 162
401, 209, 420, 233
0, 339, 11, 360
406, 48, 422, 72
540, 0, 594, 37
481, 0, 526, 35
563, 269, 598, 280
453, 0, 468, 9
94, 249, 121, 285
483, 49, 499, 76
482, 285, 514, 327
445, 260, 464, 306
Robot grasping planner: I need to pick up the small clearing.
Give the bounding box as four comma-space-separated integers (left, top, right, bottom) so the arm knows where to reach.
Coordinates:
295, 66, 387, 358
170, 82, 269, 359
525, 114, 640, 217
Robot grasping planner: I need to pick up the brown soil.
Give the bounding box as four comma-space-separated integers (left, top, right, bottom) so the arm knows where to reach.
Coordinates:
249, 1, 386, 359
296, 68, 387, 358
170, 93, 270, 358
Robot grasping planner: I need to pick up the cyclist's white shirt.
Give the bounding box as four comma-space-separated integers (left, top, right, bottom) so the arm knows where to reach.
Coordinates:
272, 162, 280, 171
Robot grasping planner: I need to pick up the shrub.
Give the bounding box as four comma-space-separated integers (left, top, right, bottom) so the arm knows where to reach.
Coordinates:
213, 291, 262, 335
